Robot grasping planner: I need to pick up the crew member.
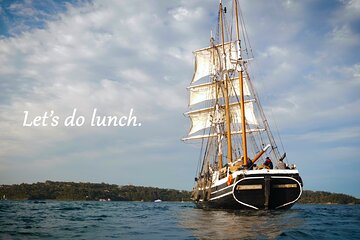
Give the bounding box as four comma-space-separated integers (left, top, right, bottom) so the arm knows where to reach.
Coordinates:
277, 159, 286, 169
264, 157, 273, 169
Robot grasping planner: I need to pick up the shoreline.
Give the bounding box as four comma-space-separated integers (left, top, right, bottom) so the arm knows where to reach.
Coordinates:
1, 181, 359, 205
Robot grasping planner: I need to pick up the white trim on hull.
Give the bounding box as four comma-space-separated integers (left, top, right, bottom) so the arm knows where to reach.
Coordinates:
232, 176, 264, 210
209, 191, 233, 201
272, 176, 303, 209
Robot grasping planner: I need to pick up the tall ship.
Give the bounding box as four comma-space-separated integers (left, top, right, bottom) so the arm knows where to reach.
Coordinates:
183, 0, 303, 210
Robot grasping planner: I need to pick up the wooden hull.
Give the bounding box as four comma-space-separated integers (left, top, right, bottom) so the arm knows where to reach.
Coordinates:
193, 172, 302, 210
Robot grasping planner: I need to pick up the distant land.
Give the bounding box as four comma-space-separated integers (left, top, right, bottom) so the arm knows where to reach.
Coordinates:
0, 181, 359, 204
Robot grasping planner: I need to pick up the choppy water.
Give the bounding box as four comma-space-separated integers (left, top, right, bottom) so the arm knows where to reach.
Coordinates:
0, 201, 359, 239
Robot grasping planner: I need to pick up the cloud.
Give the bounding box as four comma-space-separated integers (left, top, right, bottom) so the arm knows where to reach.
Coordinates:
0, 0, 78, 36
288, 126, 360, 145
0, 0, 216, 190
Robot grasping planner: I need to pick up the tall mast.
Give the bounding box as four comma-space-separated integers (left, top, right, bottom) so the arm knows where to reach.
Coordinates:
215, 66, 223, 169
234, 0, 248, 166
219, 0, 233, 163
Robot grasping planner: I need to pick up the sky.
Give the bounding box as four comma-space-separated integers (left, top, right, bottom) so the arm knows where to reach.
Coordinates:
0, 0, 359, 197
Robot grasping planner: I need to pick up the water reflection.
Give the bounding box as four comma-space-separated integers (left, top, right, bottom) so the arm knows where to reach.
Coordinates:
179, 207, 304, 239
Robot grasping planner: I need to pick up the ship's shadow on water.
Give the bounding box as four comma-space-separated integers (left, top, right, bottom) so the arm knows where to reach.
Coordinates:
179, 207, 305, 240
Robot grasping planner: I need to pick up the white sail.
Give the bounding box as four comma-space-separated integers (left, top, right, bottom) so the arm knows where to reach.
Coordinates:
192, 42, 237, 84
189, 77, 251, 106
186, 101, 258, 135
186, 106, 224, 135
182, 128, 266, 141
230, 101, 258, 126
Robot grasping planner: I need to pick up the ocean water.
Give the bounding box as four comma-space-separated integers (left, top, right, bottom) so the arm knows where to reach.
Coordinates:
0, 201, 359, 240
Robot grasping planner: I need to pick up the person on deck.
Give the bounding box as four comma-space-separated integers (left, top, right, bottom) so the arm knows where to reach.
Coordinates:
246, 158, 253, 170
264, 157, 273, 169
277, 159, 286, 169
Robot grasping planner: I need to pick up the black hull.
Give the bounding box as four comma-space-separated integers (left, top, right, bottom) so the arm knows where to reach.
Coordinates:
194, 173, 302, 210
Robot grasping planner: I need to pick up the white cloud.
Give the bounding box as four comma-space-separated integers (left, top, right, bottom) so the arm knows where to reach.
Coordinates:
328, 24, 360, 47
263, 63, 360, 133
294, 126, 360, 143
0, 0, 209, 189
170, 7, 190, 21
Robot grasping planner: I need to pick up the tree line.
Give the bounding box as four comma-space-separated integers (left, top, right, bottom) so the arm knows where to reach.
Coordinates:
0, 181, 358, 204
0, 181, 190, 201
298, 190, 359, 204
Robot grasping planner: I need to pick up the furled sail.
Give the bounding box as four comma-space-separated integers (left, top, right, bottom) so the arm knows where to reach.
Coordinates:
192, 42, 237, 84
188, 77, 251, 106
186, 101, 258, 135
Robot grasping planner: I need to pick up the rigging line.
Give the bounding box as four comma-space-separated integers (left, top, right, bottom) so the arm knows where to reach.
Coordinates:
198, 128, 208, 176
269, 106, 287, 161
201, 84, 220, 172
235, 130, 244, 159
228, 74, 253, 133
243, 64, 281, 160
238, 6, 249, 58
241, 20, 249, 59
199, 128, 211, 175
222, 4, 232, 43
216, 6, 221, 44
238, 5, 254, 59
247, 131, 256, 158
227, 74, 262, 159
246, 66, 280, 161
258, 125, 267, 152
217, 80, 228, 164
230, 0, 235, 42
199, 91, 215, 175
213, 132, 220, 169
195, 135, 204, 178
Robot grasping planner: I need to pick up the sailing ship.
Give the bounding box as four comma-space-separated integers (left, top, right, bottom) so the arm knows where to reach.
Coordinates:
183, 0, 303, 210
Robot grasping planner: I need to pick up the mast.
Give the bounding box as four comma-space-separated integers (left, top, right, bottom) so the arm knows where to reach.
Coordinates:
215, 64, 223, 169
234, 0, 248, 167
219, 0, 233, 163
